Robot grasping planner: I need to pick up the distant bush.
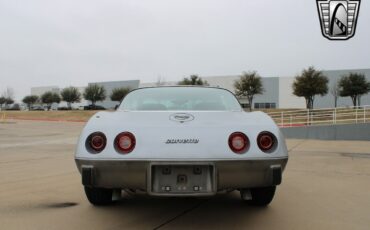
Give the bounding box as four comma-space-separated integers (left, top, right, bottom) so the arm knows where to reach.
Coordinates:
41, 91, 61, 110
110, 87, 131, 102
83, 84, 106, 108
61, 87, 81, 109
22, 95, 39, 110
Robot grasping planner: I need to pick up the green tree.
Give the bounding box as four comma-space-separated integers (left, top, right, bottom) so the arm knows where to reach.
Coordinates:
292, 67, 328, 109
110, 87, 131, 102
338, 73, 370, 107
2, 97, 14, 109
61, 87, 81, 109
0, 97, 12, 110
41, 91, 61, 110
178, 75, 209, 86
83, 84, 106, 108
234, 71, 264, 111
0, 96, 6, 110
22, 95, 39, 110
5, 98, 14, 105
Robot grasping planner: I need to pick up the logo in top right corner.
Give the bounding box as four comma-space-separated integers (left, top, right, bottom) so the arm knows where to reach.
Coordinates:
317, 0, 361, 40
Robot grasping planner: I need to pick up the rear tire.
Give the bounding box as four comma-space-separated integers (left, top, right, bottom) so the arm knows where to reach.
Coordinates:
84, 186, 114, 206
241, 186, 276, 206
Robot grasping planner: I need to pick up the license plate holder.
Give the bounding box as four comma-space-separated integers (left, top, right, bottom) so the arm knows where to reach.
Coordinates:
149, 164, 215, 195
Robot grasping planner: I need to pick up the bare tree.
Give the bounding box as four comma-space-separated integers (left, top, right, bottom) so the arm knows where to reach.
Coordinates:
330, 81, 340, 108
4, 87, 15, 99
1, 87, 15, 109
155, 76, 167, 86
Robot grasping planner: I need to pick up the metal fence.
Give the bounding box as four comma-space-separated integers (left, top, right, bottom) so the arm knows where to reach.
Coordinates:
267, 105, 370, 127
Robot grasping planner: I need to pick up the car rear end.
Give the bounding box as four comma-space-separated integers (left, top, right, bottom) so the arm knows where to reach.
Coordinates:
75, 111, 288, 197
75, 87, 288, 205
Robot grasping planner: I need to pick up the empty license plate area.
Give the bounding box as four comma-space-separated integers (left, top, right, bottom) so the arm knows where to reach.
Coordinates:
151, 165, 214, 194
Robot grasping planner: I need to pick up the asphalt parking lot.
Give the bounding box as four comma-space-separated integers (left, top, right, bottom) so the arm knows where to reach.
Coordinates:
1, 120, 370, 230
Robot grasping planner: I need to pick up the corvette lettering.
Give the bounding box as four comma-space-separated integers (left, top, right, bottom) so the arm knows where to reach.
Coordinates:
165, 139, 199, 144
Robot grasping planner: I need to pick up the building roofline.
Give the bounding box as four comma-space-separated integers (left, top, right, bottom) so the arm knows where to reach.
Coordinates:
322, 68, 370, 73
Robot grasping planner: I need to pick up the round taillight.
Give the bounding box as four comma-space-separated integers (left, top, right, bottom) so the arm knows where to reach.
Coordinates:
228, 132, 249, 154
115, 132, 136, 154
86, 132, 106, 153
257, 131, 277, 152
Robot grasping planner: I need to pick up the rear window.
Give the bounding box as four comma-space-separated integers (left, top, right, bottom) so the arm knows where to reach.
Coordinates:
119, 87, 241, 111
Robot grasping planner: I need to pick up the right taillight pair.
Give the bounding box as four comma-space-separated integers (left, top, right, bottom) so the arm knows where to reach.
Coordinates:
228, 131, 277, 154
86, 132, 136, 154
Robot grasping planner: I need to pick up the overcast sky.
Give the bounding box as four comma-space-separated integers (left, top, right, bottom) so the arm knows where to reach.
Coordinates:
0, 0, 369, 101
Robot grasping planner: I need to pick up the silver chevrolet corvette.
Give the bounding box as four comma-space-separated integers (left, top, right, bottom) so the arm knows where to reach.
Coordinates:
75, 86, 288, 206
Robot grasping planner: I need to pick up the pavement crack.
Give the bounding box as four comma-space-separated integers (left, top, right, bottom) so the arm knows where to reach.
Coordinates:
153, 199, 208, 230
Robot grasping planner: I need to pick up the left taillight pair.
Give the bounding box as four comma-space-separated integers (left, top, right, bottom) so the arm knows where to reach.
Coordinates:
86, 132, 136, 154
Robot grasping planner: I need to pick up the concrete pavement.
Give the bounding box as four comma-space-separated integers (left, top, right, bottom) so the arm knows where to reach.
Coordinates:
0, 121, 370, 230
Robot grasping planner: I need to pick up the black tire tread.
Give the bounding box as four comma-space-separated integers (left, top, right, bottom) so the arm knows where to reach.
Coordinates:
242, 186, 276, 206
84, 186, 114, 206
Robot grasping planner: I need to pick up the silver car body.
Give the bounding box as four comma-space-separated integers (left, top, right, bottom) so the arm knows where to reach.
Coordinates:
75, 87, 288, 196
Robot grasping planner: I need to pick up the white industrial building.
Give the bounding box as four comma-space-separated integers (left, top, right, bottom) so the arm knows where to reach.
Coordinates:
139, 68, 370, 109
30, 68, 370, 109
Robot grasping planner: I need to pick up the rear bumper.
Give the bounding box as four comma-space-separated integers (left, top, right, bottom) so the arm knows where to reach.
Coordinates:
75, 157, 288, 195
